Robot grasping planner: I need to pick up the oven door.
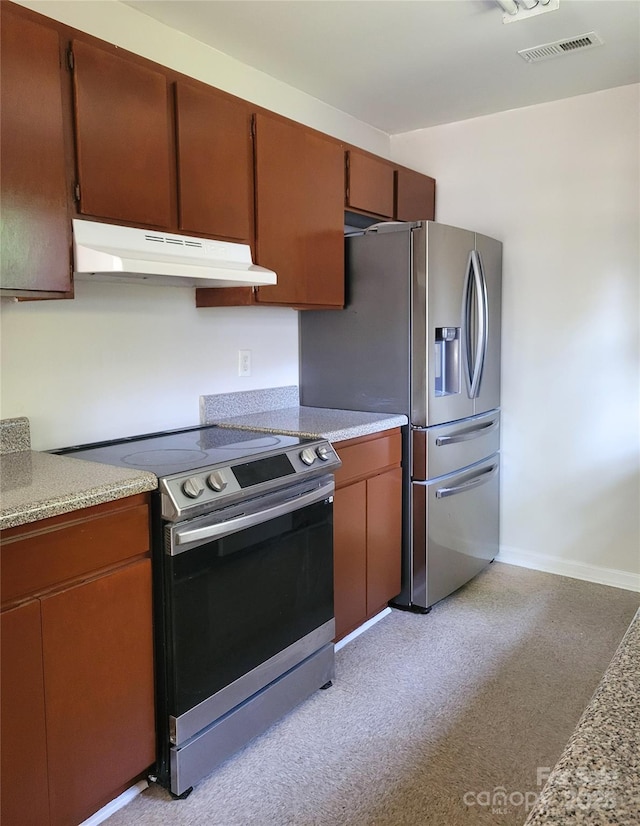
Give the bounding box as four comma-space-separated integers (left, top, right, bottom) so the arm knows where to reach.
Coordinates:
163, 475, 335, 752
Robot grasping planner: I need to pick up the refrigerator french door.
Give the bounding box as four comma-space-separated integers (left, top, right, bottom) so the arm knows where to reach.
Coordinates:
300, 220, 502, 611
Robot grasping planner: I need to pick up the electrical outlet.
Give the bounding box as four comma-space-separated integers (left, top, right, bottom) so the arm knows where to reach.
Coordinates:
238, 349, 251, 377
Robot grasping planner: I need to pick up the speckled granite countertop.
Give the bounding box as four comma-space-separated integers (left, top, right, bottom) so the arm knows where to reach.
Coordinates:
200, 386, 407, 442
211, 406, 408, 443
0, 416, 31, 454
524, 608, 640, 825
0, 450, 157, 531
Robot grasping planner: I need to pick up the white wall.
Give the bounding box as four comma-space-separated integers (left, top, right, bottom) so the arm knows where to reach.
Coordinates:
0, 283, 298, 449
391, 85, 640, 587
1, 1, 389, 451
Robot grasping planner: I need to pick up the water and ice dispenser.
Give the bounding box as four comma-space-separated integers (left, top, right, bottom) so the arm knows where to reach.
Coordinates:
434, 327, 460, 396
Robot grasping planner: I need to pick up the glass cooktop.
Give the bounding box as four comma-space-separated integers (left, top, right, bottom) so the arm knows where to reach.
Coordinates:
54, 425, 312, 479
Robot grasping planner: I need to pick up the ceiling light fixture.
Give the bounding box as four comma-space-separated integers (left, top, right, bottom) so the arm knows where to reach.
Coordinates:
495, 0, 559, 24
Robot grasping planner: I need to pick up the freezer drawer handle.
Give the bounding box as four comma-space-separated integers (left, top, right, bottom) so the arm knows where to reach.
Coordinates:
435, 463, 498, 499
435, 418, 498, 446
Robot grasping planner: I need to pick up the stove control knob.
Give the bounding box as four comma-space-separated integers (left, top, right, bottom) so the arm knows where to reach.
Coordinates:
316, 445, 331, 461
182, 476, 205, 499
207, 471, 227, 492
300, 447, 317, 466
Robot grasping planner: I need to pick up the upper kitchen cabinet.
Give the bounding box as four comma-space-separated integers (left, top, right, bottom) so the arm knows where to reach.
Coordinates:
0, 5, 71, 297
345, 149, 436, 223
395, 166, 436, 222
254, 112, 344, 307
200, 111, 344, 308
175, 81, 253, 243
345, 149, 395, 219
70, 39, 174, 229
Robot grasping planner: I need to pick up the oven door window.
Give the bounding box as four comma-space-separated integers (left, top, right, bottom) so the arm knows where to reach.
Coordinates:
166, 498, 333, 717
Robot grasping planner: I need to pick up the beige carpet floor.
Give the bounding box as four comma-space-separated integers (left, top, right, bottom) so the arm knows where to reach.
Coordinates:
103, 562, 639, 826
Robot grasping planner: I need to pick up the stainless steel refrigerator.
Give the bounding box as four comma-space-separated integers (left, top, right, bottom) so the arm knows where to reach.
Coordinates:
300, 221, 502, 611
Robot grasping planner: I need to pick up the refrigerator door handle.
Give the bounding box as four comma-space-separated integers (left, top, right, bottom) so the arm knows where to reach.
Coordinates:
477, 250, 490, 396
468, 250, 488, 399
461, 252, 473, 396
435, 417, 498, 446
435, 462, 498, 499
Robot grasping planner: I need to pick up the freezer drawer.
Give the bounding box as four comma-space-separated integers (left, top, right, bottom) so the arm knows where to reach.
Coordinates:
412, 410, 500, 481
411, 455, 499, 610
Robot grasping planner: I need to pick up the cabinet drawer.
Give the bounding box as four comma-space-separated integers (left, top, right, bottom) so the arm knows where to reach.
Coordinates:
333, 429, 401, 489
1, 495, 150, 606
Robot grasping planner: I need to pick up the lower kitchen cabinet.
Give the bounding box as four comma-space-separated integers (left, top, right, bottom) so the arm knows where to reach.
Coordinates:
332, 429, 402, 641
0, 600, 50, 826
333, 480, 368, 638
0, 494, 155, 826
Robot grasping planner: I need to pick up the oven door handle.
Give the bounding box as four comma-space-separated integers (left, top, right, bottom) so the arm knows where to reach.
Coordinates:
172, 479, 335, 552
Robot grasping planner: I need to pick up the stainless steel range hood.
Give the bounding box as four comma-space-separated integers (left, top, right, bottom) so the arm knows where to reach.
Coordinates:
72, 219, 277, 288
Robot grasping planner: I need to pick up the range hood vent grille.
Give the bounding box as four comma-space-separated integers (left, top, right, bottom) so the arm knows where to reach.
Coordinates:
518, 31, 604, 63
144, 232, 204, 249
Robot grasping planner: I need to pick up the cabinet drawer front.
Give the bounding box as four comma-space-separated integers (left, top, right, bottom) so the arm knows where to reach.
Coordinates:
333, 430, 401, 488
1, 499, 150, 605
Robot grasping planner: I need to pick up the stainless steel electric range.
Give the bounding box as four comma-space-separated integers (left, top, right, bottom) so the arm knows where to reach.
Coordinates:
56, 424, 341, 797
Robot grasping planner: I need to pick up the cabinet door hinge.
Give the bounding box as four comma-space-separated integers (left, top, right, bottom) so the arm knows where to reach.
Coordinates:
74, 183, 81, 202
67, 49, 74, 71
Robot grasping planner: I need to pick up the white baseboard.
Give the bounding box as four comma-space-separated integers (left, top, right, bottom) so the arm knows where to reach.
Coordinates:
497, 547, 640, 593
79, 779, 148, 826
335, 607, 392, 651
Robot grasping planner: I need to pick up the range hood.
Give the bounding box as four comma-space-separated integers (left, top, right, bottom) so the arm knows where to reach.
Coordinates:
72, 219, 277, 288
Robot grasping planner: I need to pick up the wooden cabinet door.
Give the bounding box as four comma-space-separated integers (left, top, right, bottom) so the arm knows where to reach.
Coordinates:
395, 167, 436, 222
175, 82, 253, 242
333, 481, 367, 640
71, 39, 173, 228
0, 6, 71, 296
254, 112, 344, 307
302, 131, 345, 307
41, 560, 155, 826
366, 468, 403, 614
254, 112, 307, 305
0, 601, 50, 826
346, 149, 394, 218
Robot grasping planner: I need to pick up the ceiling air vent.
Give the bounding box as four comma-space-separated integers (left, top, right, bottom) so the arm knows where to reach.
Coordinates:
518, 31, 604, 63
